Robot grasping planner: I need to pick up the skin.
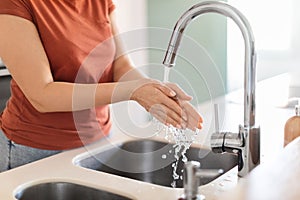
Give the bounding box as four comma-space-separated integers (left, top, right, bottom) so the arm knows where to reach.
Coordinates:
0, 10, 203, 130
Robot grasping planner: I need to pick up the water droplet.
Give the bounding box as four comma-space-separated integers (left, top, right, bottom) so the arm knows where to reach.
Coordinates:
182, 154, 188, 162
171, 181, 176, 188
232, 149, 239, 154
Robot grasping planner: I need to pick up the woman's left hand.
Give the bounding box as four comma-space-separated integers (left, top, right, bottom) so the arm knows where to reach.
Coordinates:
177, 100, 203, 130
164, 82, 203, 130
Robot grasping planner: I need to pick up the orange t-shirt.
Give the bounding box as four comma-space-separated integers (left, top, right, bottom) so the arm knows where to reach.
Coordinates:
0, 0, 116, 150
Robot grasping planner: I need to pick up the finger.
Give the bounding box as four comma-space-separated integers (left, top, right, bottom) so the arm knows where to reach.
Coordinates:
155, 87, 191, 124
157, 104, 186, 129
180, 101, 203, 130
152, 111, 177, 128
160, 95, 187, 122
165, 83, 192, 101
149, 106, 168, 125
149, 104, 186, 129
186, 108, 203, 125
197, 120, 203, 129
151, 109, 178, 128
190, 114, 203, 129
186, 110, 203, 130
185, 114, 199, 131
155, 83, 177, 98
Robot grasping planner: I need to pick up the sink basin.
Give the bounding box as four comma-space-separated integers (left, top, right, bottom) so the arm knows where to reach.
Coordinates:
15, 182, 133, 200
75, 140, 238, 188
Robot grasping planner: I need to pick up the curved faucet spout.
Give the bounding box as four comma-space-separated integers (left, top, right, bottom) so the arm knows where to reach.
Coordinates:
163, 0, 256, 127
163, 1, 260, 177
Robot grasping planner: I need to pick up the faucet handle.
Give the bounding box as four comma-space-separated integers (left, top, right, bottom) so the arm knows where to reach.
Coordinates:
180, 161, 224, 200
210, 104, 224, 153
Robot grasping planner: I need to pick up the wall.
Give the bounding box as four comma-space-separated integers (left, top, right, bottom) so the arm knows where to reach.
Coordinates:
113, 0, 148, 67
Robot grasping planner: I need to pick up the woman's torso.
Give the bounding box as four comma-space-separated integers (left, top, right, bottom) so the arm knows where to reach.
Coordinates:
0, 0, 116, 150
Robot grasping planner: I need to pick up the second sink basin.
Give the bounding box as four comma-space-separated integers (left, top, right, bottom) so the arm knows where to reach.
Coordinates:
15, 182, 133, 200
75, 140, 237, 188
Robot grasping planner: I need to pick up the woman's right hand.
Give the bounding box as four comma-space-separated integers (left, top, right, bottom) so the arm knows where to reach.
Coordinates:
130, 79, 203, 130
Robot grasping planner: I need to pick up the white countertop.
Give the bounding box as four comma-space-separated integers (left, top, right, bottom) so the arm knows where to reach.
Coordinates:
221, 137, 300, 200
0, 74, 295, 200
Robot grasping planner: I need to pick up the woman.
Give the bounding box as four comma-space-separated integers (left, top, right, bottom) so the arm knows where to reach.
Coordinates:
0, 0, 202, 172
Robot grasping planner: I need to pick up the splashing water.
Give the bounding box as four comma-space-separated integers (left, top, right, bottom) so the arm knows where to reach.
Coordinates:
161, 66, 201, 187
165, 125, 200, 187
159, 66, 200, 187
155, 119, 200, 187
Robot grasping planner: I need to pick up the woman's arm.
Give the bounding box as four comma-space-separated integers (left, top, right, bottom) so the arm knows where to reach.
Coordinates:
0, 14, 199, 129
0, 15, 141, 113
109, 11, 144, 82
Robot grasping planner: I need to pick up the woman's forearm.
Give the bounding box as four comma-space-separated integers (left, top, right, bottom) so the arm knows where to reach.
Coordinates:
34, 80, 141, 113
109, 11, 146, 82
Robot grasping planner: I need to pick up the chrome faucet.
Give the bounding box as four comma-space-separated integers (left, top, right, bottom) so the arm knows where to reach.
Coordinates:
163, 1, 260, 177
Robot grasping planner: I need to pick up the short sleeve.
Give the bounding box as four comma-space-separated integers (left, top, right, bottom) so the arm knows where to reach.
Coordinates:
0, 0, 33, 22
108, 0, 116, 14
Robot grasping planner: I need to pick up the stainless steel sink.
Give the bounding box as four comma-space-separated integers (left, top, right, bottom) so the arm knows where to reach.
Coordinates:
15, 182, 133, 200
75, 140, 238, 188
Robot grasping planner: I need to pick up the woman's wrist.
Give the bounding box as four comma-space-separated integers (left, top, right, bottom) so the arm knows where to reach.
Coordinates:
108, 78, 150, 103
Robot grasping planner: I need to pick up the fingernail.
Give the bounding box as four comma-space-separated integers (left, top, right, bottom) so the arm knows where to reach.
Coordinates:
170, 91, 176, 97
197, 121, 203, 129
199, 117, 203, 123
